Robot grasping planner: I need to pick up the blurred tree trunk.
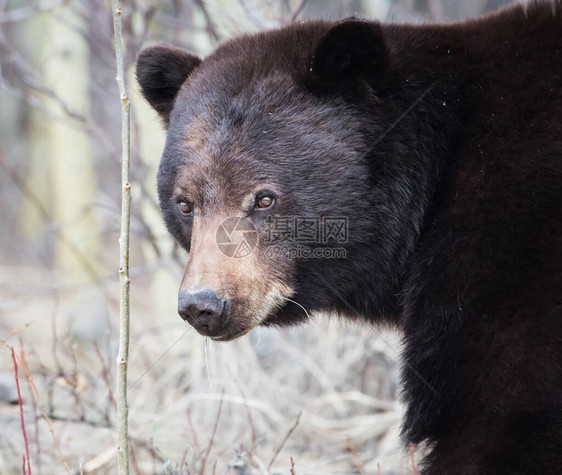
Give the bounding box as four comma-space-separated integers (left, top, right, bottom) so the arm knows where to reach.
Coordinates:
20, 14, 53, 262
44, 10, 98, 279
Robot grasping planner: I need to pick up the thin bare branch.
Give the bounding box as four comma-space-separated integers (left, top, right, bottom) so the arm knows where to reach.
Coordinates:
11, 346, 31, 475
112, 0, 132, 474
290, 0, 308, 22
193, 0, 221, 43
428, 0, 446, 21
267, 412, 301, 471
2, 341, 71, 474
0, 148, 105, 289
199, 390, 225, 475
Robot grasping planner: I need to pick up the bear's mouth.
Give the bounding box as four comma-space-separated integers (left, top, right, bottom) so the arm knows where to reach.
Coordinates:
205, 301, 293, 341
188, 310, 265, 341
209, 327, 252, 341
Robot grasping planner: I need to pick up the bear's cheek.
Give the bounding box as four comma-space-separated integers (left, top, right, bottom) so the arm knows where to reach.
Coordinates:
222, 278, 295, 339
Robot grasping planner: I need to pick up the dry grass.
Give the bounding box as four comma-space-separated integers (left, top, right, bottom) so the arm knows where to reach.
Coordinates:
0, 264, 416, 474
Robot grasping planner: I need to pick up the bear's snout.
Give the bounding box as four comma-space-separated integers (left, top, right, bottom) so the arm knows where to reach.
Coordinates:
178, 289, 230, 337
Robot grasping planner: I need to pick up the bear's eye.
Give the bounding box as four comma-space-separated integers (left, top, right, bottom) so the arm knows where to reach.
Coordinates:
177, 201, 193, 216
256, 195, 274, 209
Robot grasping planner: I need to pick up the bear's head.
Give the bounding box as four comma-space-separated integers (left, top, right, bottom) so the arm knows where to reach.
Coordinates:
137, 20, 441, 340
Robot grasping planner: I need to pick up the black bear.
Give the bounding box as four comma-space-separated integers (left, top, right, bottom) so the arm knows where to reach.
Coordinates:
137, 2, 562, 473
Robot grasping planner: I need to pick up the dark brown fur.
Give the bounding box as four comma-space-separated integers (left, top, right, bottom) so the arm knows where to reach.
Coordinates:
137, 2, 562, 473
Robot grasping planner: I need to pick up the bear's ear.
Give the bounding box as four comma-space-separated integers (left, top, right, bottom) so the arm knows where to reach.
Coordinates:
136, 45, 201, 126
309, 19, 388, 94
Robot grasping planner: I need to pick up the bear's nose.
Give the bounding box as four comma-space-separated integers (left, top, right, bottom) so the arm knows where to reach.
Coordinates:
178, 289, 228, 334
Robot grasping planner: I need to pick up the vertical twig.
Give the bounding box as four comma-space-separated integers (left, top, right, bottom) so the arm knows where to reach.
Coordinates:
186, 409, 202, 457
346, 437, 366, 475
93, 342, 117, 414
225, 362, 257, 448
2, 342, 70, 474
289, 0, 308, 22
112, 1, 131, 474
20, 341, 42, 475
409, 443, 420, 475
427, 0, 445, 22
12, 347, 32, 475
267, 412, 301, 471
192, 0, 221, 43
50, 298, 63, 376
199, 390, 225, 475
129, 440, 142, 475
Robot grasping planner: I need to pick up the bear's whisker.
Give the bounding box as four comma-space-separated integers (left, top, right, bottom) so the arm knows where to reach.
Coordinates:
254, 327, 262, 348
284, 297, 311, 319
204, 337, 214, 391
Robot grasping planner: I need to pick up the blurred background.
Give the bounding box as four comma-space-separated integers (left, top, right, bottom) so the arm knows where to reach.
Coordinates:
0, 0, 517, 473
